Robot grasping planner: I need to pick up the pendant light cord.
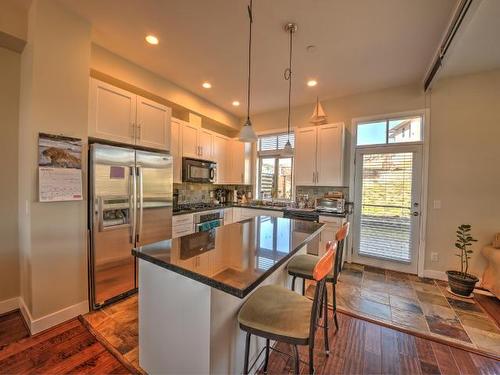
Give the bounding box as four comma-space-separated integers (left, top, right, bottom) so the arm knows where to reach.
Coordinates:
284, 27, 294, 141
246, 0, 253, 123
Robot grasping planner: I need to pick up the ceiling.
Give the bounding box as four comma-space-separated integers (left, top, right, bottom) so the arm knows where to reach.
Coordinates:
440, 0, 500, 78
58, 0, 458, 117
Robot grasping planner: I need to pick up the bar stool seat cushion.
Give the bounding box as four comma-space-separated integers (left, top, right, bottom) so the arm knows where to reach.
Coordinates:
238, 285, 312, 340
287, 255, 334, 280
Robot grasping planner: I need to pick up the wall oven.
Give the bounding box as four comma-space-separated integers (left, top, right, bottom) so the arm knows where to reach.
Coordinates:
182, 157, 216, 183
194, 209, 224, 232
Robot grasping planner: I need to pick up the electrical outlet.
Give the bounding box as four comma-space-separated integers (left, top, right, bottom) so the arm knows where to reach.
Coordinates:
433, 200, 442, 209
431, 252, 439, 262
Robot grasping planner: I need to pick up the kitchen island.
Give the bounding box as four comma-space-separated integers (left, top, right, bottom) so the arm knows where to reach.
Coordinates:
132, 216, 324, 374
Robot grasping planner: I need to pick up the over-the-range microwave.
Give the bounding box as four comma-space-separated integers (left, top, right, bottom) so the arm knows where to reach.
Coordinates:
182, 157, 217, 183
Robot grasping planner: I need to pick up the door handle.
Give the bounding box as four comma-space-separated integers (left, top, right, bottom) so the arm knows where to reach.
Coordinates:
131, 166, 137, 244
137, 167, 144, 243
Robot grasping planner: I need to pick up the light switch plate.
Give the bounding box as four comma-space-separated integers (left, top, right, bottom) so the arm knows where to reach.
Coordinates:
433, 200, 442, 209
431, 252, 439, 262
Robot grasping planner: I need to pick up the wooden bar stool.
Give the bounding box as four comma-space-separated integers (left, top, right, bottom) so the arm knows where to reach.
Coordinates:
287, 223, 350, 331
238, 242, 337, 375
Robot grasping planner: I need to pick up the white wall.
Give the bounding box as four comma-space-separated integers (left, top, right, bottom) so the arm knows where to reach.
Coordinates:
425, 69, 500, 276
251, 71, 500, 277
18, 0, 90, 323
0, 46, 20, 303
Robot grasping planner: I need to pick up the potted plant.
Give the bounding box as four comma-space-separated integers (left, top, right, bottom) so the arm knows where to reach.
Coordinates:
446, 224, 479, 297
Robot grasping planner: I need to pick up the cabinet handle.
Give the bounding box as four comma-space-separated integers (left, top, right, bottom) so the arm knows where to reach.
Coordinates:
241, 173, 244, 183
201, 146, 203, 156
312, 172, 315, 183
137, 124, 141, 140
316, 171, 319, 183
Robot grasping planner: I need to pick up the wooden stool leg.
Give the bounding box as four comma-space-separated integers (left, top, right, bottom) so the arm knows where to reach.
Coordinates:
263, 338, 270, 374
323, 285, 330, 355
309, 342, 315, 374
243, 332, 251, 375
302, 278, 306, 296
292, 344, 300, 374
291, 275, 296, 292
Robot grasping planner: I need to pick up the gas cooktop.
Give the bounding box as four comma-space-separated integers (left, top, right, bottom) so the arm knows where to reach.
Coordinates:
174, 202, 226, 212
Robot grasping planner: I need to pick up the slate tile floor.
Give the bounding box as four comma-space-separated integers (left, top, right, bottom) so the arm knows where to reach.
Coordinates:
309, 263, 500, 357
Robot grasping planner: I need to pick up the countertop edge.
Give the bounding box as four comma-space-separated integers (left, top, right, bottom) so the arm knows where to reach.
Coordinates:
132, 222, 325, 299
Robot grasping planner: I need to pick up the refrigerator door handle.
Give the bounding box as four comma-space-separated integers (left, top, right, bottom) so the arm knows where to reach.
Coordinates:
137, 166, 144, 244
131, 166, 137, 244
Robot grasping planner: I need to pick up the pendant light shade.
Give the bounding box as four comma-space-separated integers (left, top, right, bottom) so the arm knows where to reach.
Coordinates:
238, 0, 257, 143
239, 117, 257, 142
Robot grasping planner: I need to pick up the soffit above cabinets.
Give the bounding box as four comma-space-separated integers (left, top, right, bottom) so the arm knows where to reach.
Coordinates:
59, 0, 458, 116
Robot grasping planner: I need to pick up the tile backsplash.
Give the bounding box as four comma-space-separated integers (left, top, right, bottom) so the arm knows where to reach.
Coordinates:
174, 182, 253, 204
295, 186, 350, 202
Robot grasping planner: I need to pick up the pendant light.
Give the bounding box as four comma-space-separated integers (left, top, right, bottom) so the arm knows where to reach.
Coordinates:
238, 0, 257, 142
283, 23, 297, 155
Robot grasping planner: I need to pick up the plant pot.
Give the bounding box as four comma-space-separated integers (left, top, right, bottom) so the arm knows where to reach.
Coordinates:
446, 270, 479, 297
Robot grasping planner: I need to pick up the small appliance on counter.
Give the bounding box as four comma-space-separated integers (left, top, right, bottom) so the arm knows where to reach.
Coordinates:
315, 197, 345, 214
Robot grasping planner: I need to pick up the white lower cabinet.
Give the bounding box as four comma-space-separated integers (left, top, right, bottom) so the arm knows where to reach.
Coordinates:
223, 208, 233, 225
318, 215, 345, 254
172, 213, 194, 238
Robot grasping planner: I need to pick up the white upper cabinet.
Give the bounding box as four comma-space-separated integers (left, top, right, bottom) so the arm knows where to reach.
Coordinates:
294, 127, 318, 186
136, 96, 171, 150
171, 118, 182, 184
226, 139, 252, 185
89, 79, 136, 145
212, 134, 228, 183
181, 122, 200, 159
89, 78, 171, 151
294, 123, 344, 187
316, 123, 344, 186
198, 129, 214, 160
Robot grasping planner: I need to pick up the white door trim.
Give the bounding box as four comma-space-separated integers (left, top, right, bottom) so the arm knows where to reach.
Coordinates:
348, 109, 430, 276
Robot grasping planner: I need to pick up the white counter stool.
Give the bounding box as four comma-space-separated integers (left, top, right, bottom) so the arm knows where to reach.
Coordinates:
238, 242, 336, 375
287, 222, 350, 332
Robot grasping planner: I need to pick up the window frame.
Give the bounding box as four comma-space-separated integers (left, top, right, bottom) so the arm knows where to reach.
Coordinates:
355, 115, 424, 148
255, 130, 295, 201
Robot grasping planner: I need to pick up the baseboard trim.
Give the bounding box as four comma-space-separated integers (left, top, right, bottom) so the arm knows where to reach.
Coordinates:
0, 297, 20, 315
423, 270, 447, 281
19, 298, 89, 335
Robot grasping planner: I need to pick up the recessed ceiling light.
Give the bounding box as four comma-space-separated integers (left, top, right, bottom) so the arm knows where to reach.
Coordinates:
307, 79, 318, 87
145, 35, 159, 45
232, 101, 240, 107
202, 82, 212, 89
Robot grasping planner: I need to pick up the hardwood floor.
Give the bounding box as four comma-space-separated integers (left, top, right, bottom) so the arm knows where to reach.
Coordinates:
475, 293, 500, 328
0, 314, 133, 374
260, 311, 500, 375
0, 310, 29, 349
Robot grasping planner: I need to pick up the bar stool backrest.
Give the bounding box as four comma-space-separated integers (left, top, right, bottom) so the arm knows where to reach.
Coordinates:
332, 222, 350, 284
309, 241, 336, 345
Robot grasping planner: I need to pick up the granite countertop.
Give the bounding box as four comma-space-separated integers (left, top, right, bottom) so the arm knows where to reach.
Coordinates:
173, 203, 347, 218
132, 217, 324, 298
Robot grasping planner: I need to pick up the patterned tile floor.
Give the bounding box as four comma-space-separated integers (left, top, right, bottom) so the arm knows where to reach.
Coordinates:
308, 263, 500, 358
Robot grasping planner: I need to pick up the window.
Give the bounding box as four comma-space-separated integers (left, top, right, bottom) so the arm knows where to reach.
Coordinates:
256, 132, 294, 200
356, 116, 422, 146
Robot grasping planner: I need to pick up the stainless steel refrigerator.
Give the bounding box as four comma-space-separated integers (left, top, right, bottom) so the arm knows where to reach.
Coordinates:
89, 143, 173, 309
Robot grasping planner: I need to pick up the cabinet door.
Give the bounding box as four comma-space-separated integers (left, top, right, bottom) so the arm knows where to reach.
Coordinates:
182, 123, 200, 159
213, 134, 228, 183
317, 123, 344, 186
198, 129, 213, 160
171, 119, 182, 183
136, 96, 171, 150
88, 78, 136, 144
294, 127, 317, 186
223, 208, 233, 225
228, 140, 252, 185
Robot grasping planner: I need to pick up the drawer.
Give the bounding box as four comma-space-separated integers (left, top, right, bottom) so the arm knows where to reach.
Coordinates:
172, 225, 194, 239
173, 214, 194, 226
